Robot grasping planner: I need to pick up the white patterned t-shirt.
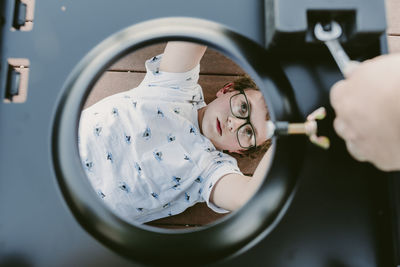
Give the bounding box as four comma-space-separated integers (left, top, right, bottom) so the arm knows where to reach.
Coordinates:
78, 55, 242, 224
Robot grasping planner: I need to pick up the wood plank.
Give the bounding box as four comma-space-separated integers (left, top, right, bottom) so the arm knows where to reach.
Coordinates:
200, 74, 242, 103
231, 152, 263, 175
109, 43, 245, 75
386, 0, 400, 35
84, 72, 145, 109
85, 71, 244, 108
109, 43, 165, 72
388, 35, 400, 53
146, 202, 228, 227
200, 49, 245, 75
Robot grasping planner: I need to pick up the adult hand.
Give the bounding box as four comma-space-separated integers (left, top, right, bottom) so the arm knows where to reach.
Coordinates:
330, 54, 400, 171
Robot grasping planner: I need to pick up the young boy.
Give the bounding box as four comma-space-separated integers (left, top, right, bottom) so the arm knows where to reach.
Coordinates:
78, 41, 273, 224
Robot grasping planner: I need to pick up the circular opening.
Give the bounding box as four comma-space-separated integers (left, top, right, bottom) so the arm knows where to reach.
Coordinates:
80, 41, 273, 229
52, 17, 304, 265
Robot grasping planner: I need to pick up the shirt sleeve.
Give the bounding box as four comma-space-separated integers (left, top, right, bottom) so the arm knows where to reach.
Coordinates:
140, 54, 201, 91
135, 54, 205, 108
200, 152, 242, 213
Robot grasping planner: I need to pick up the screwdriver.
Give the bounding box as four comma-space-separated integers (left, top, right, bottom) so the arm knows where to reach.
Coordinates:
265, 107, 330, 149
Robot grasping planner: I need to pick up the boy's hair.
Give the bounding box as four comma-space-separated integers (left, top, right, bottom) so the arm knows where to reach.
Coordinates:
230, 75, 272, 159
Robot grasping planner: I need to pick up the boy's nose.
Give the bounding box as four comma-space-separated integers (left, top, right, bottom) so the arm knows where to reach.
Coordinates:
227, 116, 245, 132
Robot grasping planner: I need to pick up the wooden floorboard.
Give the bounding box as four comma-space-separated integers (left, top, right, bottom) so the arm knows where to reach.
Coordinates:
146, 202, 228, 227
85, 72, 245, 109
109, 43, 245, 75
84, 72, 144, 109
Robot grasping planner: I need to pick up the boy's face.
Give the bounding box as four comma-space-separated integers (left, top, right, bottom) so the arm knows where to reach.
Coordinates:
198, 85, 269, 153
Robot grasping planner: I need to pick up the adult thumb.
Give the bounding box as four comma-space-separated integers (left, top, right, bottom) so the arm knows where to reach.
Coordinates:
344, 60, 361, 78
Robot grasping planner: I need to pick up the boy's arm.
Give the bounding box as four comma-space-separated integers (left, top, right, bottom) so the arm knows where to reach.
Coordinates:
159, 41, 207, 73
210, 147, 274, 211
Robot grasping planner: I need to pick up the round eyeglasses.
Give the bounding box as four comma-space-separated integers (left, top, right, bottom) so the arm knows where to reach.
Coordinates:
229, 89, 257, 149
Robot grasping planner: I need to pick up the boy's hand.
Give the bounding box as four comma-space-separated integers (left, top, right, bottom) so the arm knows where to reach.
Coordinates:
330, 54, 400, 171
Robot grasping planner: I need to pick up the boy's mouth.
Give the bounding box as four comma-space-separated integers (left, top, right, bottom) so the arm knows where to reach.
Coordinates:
216, 118, 222, 136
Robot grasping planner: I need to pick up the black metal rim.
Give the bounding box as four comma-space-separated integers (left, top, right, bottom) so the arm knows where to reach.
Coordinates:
51, 17, 304, 265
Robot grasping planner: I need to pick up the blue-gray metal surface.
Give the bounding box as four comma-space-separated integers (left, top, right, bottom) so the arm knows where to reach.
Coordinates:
0, 0, 395, 266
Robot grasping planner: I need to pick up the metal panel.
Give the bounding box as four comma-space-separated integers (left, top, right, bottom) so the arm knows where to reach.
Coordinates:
0, 0, 395, 266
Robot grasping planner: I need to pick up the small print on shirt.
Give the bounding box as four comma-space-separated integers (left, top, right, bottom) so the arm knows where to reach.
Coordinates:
78, 55, 242, 224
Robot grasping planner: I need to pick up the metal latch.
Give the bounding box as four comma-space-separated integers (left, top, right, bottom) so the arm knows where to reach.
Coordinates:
12, 0, 35, 31
13, 0, 27, 29
4, 58, 30, 103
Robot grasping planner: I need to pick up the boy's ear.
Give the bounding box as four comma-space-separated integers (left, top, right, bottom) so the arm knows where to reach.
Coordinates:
216, 82, 234, 97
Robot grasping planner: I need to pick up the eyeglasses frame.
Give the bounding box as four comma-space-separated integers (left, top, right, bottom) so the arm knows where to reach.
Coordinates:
229, 89, 257, 150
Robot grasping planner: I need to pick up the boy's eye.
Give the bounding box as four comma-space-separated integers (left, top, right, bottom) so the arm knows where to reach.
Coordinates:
239, 124, 254, 141
237, 123, 256, 148
240, 101, 248, 115
245, 127, 253, 139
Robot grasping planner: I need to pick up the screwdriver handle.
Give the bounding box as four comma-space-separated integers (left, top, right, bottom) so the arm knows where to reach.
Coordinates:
266, 121, 316, 137
266, 107, 330, 149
